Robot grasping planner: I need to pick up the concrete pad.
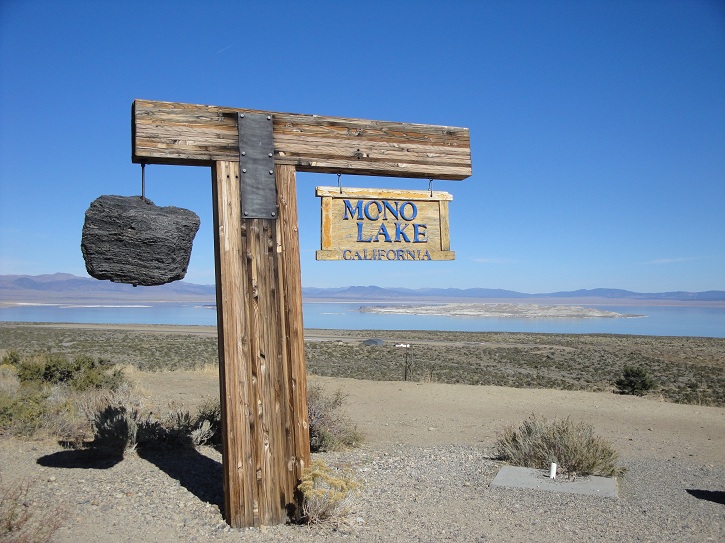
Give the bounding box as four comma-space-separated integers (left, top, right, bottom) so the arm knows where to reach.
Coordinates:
490, 466, 618, 498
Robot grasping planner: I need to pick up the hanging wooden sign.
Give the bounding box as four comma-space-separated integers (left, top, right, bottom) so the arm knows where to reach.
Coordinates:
316, 186, 454, 261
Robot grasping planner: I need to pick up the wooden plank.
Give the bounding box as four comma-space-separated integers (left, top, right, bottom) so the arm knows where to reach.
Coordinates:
211, 160, 257, 527
315, 186, 455, 261
133, 99, 472, 180
439, 200, 451, 252
212, 160, 306, 527
316, 186, 453, 200
275, 164, 310, 519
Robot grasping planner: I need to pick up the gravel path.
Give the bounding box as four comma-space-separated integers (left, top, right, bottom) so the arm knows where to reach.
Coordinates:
2, 439, 723, 542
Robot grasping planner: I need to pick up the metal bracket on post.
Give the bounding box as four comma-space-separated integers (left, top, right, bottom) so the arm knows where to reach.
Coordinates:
238, 113, 277, 219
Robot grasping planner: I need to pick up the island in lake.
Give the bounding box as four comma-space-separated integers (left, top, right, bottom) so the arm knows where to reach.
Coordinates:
359, 303, 643, 319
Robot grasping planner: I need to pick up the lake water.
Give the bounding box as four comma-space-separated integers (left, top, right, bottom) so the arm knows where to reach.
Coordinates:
1, 302, 724, 338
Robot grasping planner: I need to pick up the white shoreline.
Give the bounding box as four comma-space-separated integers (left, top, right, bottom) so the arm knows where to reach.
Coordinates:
359, 303, 644, 319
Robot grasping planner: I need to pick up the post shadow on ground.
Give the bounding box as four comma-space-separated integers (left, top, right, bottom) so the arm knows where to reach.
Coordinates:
36, 447, 124, 470
136, 445, 224, 510
37, 441, 224, 510
686, 489, 725, 505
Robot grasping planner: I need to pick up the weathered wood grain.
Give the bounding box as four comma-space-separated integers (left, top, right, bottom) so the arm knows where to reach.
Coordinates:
133, 99, 472, 180
212, 161, 309, 527
212, 160, 257, 527
275, 164, 310, 518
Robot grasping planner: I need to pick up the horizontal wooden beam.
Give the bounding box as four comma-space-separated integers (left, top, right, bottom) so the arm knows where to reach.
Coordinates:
132, 99, 472, 181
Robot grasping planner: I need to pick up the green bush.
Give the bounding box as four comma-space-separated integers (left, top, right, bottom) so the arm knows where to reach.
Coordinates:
92, 405, 139, 452
0, 388, 48, 437
12, 353, 125, 392
0, 351, 21, 367
615, 365, 655, 396
495, 414, 622, 477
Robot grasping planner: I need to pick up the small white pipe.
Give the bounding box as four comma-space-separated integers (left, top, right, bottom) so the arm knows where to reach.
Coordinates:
550, 463, 557, 479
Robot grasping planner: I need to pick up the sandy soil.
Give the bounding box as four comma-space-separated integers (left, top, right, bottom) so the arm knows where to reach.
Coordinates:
2, 369, 724, 542
132, 369, 725, 467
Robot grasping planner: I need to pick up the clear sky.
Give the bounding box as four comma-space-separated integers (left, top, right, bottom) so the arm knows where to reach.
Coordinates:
1, 0, 723, 293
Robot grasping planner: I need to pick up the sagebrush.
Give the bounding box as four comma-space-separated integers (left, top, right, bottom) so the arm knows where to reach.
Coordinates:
307, 383, 363, 452
298, 459, 360, 526
495, 414, 622, 477
615, 365, 656, 396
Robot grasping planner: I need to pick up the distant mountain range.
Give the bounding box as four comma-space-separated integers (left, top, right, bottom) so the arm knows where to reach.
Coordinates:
302, 285, 725, 302
1, 273, 724, 304
0, 273, 216, 302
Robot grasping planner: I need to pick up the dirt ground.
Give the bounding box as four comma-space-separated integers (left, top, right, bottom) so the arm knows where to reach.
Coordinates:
132, 369, 725, 467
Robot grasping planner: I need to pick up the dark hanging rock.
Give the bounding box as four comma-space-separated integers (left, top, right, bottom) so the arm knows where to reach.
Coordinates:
81, 195, 200, 286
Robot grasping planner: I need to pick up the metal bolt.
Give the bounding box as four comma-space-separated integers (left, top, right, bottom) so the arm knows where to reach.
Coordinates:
268, 152, 273, 157
244, 211, 249, 216
267, 115, 271, 120
242, 168, 247, 173
271, 212, 276, 217
269, 170, 274, 175
241, 151, 246, 156
240, 114, 245, 118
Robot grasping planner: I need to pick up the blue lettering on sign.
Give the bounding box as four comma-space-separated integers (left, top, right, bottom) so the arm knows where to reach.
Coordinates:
341, 199, 433, 255
373, 223, 392, 243
382, 200, 399, 220
413, 223, 427, 243
364, 201, 382, 221
343, 200, 363, 220
342, 249, 432, 261
357, 222, 372, 242
394, 222, 410, 242
400, 201, 417, 221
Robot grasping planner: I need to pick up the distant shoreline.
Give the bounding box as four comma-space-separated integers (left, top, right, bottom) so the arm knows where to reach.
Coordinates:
359, 303, 644, 319
3, 297, 725, 308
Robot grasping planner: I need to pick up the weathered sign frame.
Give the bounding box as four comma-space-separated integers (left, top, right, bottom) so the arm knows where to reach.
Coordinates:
131, 99, 471, 528
316, 186, 454, 261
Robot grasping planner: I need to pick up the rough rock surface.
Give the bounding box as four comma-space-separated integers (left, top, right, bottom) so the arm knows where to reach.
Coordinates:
81, 195, 200, 286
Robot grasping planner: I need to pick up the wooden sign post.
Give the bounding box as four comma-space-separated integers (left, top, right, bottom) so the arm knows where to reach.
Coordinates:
131, 99, 471, 528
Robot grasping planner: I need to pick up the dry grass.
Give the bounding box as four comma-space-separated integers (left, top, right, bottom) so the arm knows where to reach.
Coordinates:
298, 459, 360, 526
495, 414, 622, 477
1, 323, 723, 406
0, 477, 65, 543
307, 382, 363, 452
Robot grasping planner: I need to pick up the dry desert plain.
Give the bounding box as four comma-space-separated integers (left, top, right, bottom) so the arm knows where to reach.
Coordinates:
0, 322, 724, 542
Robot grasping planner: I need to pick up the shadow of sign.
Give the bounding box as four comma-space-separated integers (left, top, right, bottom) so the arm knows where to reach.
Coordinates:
686, 488, 725, 505
136, 446, 223, 510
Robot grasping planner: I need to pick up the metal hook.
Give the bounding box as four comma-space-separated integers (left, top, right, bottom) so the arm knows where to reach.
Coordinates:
337, 172, 342, 194
428, 179, 434, 197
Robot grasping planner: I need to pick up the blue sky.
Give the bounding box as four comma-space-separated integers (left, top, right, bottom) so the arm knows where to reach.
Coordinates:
1, 0, 723, 293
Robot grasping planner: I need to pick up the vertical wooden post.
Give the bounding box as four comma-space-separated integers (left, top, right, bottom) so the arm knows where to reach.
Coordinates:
211, 161, 309, 527
275, 164, 311, 506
